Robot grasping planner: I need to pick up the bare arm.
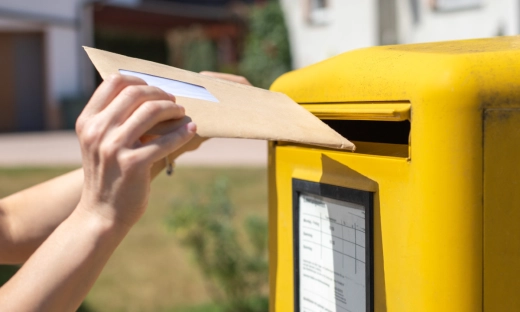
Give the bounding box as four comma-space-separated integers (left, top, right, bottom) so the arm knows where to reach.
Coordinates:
0, 168, 83, 264
0, 138, 204, 264
0, 71, 248, 264
1, 206, 130, 311
0, 74, 196, 311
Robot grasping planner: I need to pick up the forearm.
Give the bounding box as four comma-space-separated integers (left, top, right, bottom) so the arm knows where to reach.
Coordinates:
0, 169, 84, 263
0, 144, 195, 264
0, 73, 200, 310
0, 205, 129, 312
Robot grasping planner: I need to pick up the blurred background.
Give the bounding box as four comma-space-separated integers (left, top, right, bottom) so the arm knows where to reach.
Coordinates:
0, 0, 518, 311
0, 0, 517, 132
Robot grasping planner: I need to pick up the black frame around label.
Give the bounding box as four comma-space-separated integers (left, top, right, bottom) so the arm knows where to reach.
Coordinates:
292, 178, 374, 312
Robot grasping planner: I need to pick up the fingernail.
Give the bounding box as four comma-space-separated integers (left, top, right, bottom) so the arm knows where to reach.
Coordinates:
186, 122, 197, 132
168, 93, 176, 102
177, 104, 185, 113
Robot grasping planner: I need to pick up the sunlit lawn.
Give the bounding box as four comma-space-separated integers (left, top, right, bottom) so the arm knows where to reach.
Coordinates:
0, 166, 267, 312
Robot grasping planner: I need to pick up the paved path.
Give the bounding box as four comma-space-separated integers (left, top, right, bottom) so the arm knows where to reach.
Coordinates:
0, 131, 267, 167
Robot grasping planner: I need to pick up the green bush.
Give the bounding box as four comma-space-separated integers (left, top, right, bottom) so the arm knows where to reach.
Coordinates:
239, 1, 292, 89
167, 176, 268, 312
183, 38, 218, 73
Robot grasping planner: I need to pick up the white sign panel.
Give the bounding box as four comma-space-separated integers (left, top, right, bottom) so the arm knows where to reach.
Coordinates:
299, 193, 366, 312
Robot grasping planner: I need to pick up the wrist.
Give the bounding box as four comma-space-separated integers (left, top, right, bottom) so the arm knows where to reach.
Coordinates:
73, 202, 132, 238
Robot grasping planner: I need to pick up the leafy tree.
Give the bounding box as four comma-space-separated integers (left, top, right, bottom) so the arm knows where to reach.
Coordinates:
183, 39, 218, 73
240, 1, 292, 88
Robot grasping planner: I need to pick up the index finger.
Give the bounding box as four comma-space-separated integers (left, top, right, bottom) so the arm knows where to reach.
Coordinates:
81, 74, 147, 119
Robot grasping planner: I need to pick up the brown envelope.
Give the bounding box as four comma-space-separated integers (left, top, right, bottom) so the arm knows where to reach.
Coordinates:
84, 47, 354, 151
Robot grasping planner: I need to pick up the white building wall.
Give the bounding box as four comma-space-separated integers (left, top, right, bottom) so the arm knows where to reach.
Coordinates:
279, 0, 379, 69
397, 0, 519, 44
0, 0, 78, 18
46, 26, 81, 102
281, 0, 519, 70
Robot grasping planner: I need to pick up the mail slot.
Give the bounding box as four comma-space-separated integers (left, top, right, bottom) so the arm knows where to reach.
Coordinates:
268, 37, 520, 312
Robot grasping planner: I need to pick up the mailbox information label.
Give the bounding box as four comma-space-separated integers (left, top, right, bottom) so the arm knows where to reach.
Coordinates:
299, 193, 366, 312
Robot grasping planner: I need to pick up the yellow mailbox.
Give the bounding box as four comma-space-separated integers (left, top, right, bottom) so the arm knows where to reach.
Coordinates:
268, 36, 520, 312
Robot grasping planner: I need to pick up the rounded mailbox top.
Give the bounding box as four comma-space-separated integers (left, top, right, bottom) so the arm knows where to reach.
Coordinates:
271, 36, 520, 109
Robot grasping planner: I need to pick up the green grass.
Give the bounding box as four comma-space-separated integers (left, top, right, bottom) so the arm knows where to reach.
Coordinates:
162, 302, 225, 312
0, 166, 268, 312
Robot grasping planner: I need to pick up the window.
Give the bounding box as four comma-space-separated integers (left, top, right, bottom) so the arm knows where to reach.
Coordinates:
307, 0, 330, 26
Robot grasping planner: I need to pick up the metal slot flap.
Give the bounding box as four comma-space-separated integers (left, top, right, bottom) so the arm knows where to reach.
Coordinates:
301, 103, 411, 121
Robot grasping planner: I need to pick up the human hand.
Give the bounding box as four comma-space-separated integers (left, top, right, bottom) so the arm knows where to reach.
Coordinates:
200, 71, 252, 86
148, 71, 252, 176
75, 74, 196, 228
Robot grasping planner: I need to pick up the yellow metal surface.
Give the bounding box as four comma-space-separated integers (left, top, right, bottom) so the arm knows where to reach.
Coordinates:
276, 141, 409, 158
483, 109, 520, 310
268, 36, 520, 312
271, 36, 520, 107
300, 103, 411, 121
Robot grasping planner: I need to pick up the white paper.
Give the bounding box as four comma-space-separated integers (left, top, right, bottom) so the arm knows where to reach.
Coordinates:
299, 193, 366, 312
119, 69, 219, 103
